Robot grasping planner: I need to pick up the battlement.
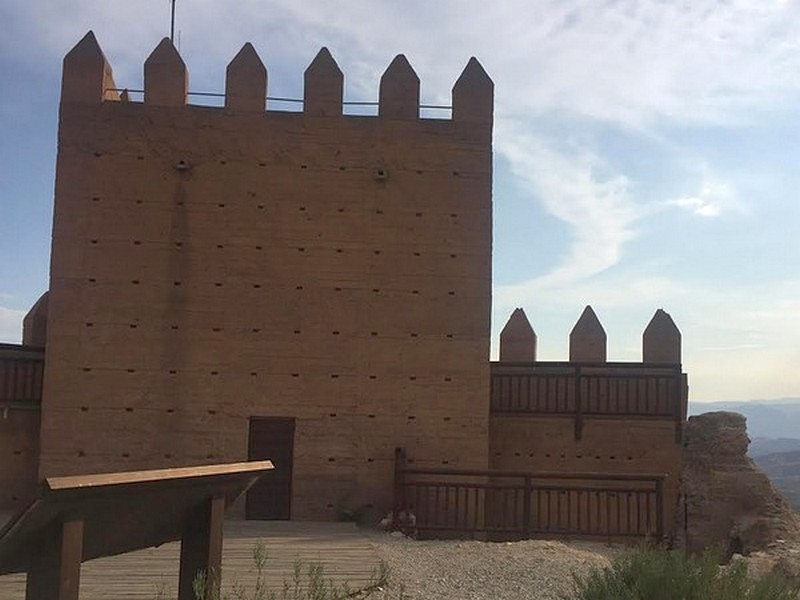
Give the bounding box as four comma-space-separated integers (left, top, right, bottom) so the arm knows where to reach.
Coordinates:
61, 31, 493, 123
498, 306, 682, 365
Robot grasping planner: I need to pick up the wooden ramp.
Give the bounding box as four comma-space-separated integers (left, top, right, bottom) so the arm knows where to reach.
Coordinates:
0, 521, 383, 599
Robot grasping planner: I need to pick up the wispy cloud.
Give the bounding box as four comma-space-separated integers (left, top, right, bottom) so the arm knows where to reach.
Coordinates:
496, 121, 643, 289
496, 274, 688, 314
668, 178, 740, 217
700, 344, 765, 351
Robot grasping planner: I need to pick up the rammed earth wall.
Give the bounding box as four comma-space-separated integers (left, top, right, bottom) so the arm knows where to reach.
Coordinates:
38, 32, 493, 519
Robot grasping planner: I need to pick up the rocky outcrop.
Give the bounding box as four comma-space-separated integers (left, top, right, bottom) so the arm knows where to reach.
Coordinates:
675, 411, 800, 556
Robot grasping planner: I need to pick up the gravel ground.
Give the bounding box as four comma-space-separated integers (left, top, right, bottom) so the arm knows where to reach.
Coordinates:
365, 532, 622, 600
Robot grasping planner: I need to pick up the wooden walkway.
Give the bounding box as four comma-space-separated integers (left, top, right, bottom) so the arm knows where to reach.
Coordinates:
0, 520, 383, 599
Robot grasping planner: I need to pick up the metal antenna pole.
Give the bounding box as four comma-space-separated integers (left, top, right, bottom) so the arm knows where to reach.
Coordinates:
170, 0, 176, 43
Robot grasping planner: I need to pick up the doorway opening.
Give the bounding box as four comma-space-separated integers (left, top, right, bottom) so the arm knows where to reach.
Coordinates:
246, 417, 295, 520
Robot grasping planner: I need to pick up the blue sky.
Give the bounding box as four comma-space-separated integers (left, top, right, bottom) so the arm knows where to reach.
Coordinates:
1, 0, 799, 401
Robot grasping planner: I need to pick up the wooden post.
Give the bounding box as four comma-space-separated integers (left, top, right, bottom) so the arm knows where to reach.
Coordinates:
521, 476, 532, 539
574, 366, 584, 440
674, 372, 686, 444
655, 479, 664, 538
178, 495, 225, 600
25, 518, 84, 600
393, 447, 407, 513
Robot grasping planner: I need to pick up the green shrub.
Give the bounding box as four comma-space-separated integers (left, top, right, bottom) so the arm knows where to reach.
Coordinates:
572, 548, 800, 600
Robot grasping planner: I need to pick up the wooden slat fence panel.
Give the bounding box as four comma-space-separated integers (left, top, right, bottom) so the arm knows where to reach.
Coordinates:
394, 450, 664, 541
0, 344, 45, 406
490, 362, 685, 442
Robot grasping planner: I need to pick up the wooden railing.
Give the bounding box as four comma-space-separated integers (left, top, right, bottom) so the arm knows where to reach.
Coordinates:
394, 449, 664, 540
490, 362, 686, 442
0, 343, 44, 408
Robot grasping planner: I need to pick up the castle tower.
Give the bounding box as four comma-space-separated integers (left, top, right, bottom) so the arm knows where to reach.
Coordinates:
39, 34, 495, 521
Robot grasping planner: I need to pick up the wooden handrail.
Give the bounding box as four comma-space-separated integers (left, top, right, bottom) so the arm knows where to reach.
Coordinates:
490, 361, 686, 442
394, 447, 667, 541
400, 466, 666, 481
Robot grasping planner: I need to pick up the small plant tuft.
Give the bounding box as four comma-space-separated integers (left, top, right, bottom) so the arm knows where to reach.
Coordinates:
170, 541, 404, 600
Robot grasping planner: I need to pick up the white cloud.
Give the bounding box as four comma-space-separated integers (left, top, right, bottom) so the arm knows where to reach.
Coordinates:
496, 121, 643, 289
668, 176, 741, 217
496, 274, 688, 315
700, 344, 765, 351
671, 196, 722, 217
0, 306, 24, 344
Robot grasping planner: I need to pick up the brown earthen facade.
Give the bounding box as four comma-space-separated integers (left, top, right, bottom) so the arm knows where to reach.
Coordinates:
0, 32, 689, 534
36, 33, 492, 519
488, 308, 687, 534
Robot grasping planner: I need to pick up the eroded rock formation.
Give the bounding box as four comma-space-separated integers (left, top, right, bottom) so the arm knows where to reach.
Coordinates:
676, 411, 800, 557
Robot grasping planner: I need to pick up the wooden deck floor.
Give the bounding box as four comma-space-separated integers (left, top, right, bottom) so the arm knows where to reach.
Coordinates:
0, 520, 384, 599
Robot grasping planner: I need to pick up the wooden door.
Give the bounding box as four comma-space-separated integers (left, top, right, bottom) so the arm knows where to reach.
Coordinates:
246, 417, 295, 520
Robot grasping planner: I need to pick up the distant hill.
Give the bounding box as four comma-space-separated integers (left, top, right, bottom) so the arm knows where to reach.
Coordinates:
749, 437, 800, 458
751, 450, 800, 512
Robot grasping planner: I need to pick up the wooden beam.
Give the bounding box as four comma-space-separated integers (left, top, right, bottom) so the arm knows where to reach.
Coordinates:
178, 496, 225, 600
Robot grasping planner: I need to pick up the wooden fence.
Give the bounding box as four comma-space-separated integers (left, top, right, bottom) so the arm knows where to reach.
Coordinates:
490, 362, 685, 442
0, 343, 45, 407
394, 449, 664, 540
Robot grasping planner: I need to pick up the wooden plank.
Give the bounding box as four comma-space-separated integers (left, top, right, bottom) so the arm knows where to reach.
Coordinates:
0, 520, 382, 599
46, 461, 273, 490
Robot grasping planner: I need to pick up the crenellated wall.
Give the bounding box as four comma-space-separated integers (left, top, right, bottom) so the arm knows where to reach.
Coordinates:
489, 306, 687, 535
39, 32, 494, 519
28, 31, 690, 534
